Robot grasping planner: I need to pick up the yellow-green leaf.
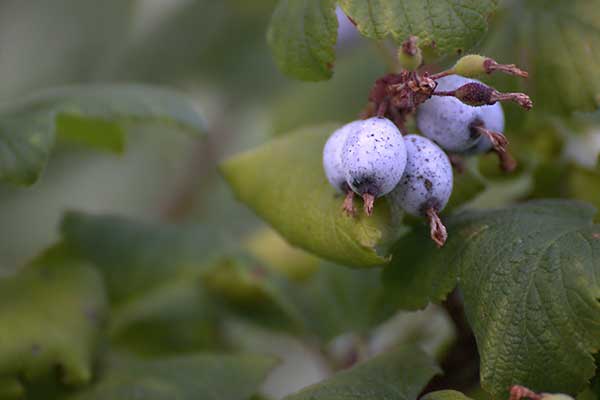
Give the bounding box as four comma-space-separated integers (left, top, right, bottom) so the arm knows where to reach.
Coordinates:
221, 123, 402, 268
0, 247, 107, 387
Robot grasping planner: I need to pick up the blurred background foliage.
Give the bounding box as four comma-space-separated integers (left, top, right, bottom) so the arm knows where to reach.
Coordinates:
0, 0, 599, 399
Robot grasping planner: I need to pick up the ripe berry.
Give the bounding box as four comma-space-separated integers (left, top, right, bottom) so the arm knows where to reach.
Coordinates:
416, 75, 483, 152
342, 117, 407, 215
323, 121, 363, 193
463, 102, 505, 155
389, 135, 453, 247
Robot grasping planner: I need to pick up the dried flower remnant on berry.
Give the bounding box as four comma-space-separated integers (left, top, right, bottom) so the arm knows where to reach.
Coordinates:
434, 82, 533, 110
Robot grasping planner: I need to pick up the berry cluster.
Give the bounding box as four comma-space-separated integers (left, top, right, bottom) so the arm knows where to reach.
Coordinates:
323, 43, 532, 247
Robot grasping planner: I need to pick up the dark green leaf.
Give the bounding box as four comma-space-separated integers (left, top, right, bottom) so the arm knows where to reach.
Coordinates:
458, 200, 600, 397
221, 123, 403, 268
388, 200, 600, 397
284, 345, 439, 400
338, 0, 498, 59
0, 246, 107, 386
0, 84, 205, 185
67, 353, 277, 400
0, 377, 24, 400
267, 0, 338, 81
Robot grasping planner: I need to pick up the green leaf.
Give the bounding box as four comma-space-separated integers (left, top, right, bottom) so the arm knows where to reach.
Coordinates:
422, 390, 474, 400
244, 227, 321, 281
338, 0, 498, 58
60, 212, 224, 355
221, 123, 402, 268
109, 275, 223, 356
484, 1, 600, 115
284, 345, 440, 400
60, 211, 217, 304
0, 377, 24, 400
387, 200, 600, 397
0, 246, 107, 386
204, 257, 393, 342
67, 353, 277, 400
382, 224, 461, 311
0, 84, 205, 185
0, 111, 56, 185
458, 200, 600, 397
267, 0, 338, 81
569, 165, 600, 214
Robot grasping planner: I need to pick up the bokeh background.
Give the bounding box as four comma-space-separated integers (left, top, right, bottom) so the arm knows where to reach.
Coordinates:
0, 1, 599, 399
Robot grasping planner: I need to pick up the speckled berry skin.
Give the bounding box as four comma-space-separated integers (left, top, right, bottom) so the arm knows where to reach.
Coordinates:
417, 75, 483, 152
342, 117, 407, 198
389, 135, 453, 216
463, 101, 505, 155
323, 121, 363, 192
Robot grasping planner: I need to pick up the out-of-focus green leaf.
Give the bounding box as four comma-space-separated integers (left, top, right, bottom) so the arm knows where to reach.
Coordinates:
569, 165, 600, 215
61, 212, 224, 355
56, 114, 125, 153
221, 123, 402, 268
267, 0, 338, 81
0, 377, 24, 400
422, 390, 474, 400
382, 224, 461, 311
0, 246, 107, 386
385, 200, 600, 397
67, 353, 277, 400
445, 160, 487, 212
109, 274, 223, 356
284, 345, 439, 400
60, 211, 216, 304
244, 227, 320, 280
269, 45, 384, 135
338, 0, 497, 59
204, 257, 393, 342
0, 84, 205, 185
484, 1, 600, 116
106, 0, 282, 97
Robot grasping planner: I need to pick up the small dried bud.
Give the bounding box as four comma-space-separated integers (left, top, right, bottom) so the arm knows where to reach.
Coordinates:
453, 54, 529, 78
453, 82, 495, 106
398, 36, 422, 71
434, 82, 533, 110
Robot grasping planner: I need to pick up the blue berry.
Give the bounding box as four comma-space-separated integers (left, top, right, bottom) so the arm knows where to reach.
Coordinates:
342, 117, 407, 215
417, 75, 483, 152
463, 102, 505, 155
323, 121, 363, 193
389, 135, 453, 246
